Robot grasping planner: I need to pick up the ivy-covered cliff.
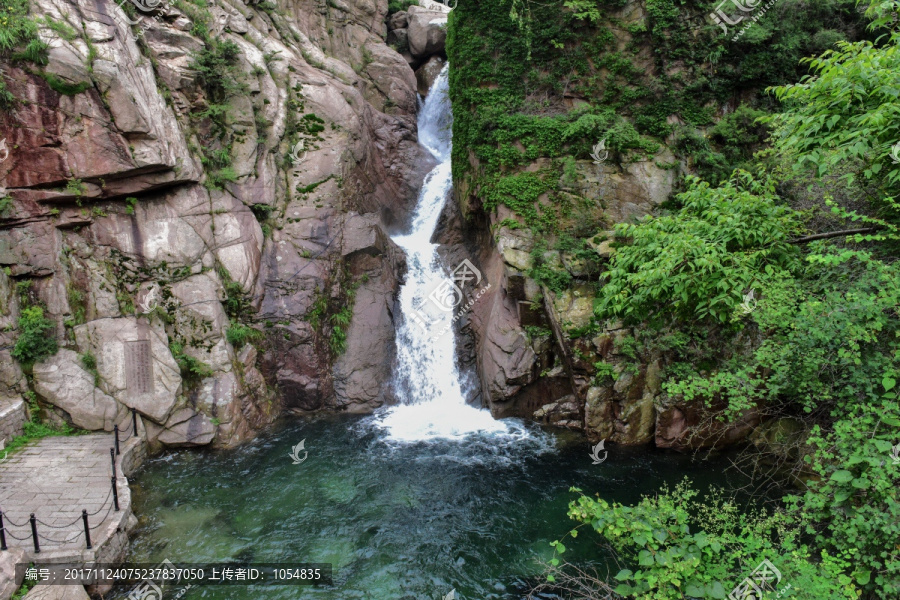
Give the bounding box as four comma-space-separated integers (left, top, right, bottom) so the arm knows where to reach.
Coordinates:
446, 0, 871, 446
448, 1, 900, 598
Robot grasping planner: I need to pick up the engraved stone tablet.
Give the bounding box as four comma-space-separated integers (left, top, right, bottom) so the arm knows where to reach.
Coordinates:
125, 340, 154, 394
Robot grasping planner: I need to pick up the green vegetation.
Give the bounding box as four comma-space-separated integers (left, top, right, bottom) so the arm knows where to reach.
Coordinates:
226, 323, 261, 348
11, 306, 58, 366
11, 567, 38, 600
0, 0, 48, 108
80, 351, 99, 385
38, 71, 91, 95
449, 1, 899, 599
5, 394, 81, 458
169, 341, 214, 383
387, 0, 417, 17
549, 481, 861, 599
191, 39, 244, 104
180, 0, 247, 191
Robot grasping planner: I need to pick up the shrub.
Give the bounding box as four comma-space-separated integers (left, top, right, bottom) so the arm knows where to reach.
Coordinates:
169, 342, 213, 382
12, 306, 58, 365
225, 324, 260, 348
595, 171, 801, 326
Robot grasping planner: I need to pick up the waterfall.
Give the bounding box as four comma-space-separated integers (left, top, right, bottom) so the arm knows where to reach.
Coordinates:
371, 65, 517, 443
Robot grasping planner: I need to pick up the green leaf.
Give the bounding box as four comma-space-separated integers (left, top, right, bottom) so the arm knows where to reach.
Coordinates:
708, 582, 727, 599
685, 584, 705, 597
615, 569, 634, 581
830, 470, 854, 483
883, 376, 897, 392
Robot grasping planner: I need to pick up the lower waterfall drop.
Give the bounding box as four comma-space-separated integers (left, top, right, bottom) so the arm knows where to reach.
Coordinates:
372, 65, 524, 443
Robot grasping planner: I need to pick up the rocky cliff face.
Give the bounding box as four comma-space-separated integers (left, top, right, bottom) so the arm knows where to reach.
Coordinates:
0, 0, 445, 448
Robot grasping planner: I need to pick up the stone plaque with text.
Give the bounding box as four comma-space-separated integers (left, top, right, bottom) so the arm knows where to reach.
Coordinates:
125, 340, 154, 394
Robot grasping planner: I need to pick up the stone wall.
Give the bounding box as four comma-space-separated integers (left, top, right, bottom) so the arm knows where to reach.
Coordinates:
0, 398, 26, 447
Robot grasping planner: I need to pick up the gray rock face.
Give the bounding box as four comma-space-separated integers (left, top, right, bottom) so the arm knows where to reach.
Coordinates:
0, 0, 441, 445
33, 350, 126, 431
332, 214, 405, 411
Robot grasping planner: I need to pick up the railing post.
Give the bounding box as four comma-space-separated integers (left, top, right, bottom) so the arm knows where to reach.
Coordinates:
29, 514, 40, 554
110, 448, 117, 479
111, 477, 119, 512
0, 510, 7, 551
132, 408, 138, 436
82, 510, 92, 549
114, 425, 120, 456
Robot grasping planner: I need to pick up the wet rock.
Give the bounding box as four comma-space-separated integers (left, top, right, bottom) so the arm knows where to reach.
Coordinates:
0, 0, 427, 445
333, 214, 405, 411
655, 399, 759, 450
415, 55, 446, 96
749, 417, 806, 458
533, 394, 582, 429
155, 408, 217, 447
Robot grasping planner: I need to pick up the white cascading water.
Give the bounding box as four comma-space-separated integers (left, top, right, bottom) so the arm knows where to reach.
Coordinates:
372, 65, 519, 443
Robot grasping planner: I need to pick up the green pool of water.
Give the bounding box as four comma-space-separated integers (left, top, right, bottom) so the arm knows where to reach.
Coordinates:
119, 414, 745, 600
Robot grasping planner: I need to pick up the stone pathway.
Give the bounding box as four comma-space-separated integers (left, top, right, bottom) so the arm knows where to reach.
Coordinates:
0, 435, 120, 552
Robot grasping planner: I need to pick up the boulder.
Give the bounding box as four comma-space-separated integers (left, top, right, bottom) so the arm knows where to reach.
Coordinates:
389, 10, 409, 30
387, 27, 409, 51
33, 349, 126, 431
407, 9, 448, 58
74, 318, 181, 424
